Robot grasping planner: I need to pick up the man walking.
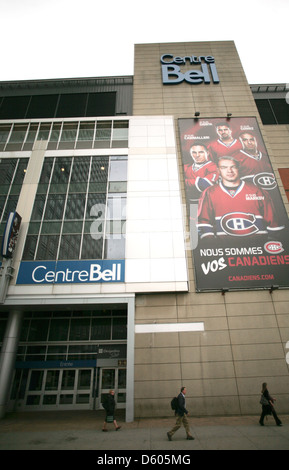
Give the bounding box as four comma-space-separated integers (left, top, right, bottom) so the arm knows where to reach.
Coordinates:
167, 387, 194, 441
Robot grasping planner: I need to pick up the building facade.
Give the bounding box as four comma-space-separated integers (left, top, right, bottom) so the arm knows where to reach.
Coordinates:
0, 41, 288, 420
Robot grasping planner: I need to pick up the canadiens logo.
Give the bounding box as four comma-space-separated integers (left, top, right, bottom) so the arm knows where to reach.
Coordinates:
253, 172, 277, 190
264, 241, 284, 254
220, 212, 259, 236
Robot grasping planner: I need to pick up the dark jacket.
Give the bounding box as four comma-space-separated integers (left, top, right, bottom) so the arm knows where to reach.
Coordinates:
261, 389, 273, 416
103, 394, 115, 415
176, 392, 188, 417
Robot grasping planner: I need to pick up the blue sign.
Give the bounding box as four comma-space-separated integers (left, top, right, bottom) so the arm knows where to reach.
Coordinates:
16, 259, 125, 285
15, 360, 97, 369
1, 211, 22, 258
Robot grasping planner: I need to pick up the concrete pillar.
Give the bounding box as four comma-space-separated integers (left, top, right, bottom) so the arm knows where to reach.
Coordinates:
0, 310, 23, 419
125, 297, 135, 423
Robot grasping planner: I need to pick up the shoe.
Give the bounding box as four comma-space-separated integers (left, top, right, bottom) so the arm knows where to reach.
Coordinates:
277, 423, 282, 426
116, 426, 121, 431
167, 432, 172, 441
259, 421, 264, 426
102, 429, 108, 432
187, 435, 194, 440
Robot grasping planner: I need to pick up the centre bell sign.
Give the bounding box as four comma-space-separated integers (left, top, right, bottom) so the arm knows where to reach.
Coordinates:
160, 54, 220, 85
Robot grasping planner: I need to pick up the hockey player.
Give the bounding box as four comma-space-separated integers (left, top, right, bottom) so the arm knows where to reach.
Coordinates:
208, 122, 242, 162
234, 131, 273, 182
184, 142, 219, 201
197, 156, 284, 239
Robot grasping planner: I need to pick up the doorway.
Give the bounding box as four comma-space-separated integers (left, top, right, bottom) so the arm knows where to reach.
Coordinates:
99, 368, 126, 409
24, 368, 95, 409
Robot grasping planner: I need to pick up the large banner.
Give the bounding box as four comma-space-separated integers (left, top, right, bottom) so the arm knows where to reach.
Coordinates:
179, 117, 289, 291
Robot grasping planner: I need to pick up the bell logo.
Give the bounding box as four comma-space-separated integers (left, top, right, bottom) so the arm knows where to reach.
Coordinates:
160, 54, 220, 85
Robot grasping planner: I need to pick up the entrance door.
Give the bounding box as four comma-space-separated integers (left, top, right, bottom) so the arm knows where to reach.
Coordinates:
99, 368, 126, 409
24, 368, 95, 410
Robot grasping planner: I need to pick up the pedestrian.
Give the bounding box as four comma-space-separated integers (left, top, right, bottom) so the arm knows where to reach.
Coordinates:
167, 386, 194, 441
259, 382, 282, 426
102, 390, 121, 432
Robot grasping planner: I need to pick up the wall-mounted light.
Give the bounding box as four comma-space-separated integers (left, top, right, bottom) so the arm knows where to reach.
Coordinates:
269, 285, 279, 294
194, 112, 200, 118
221, 288, 229, 296
226, 113, 232, 119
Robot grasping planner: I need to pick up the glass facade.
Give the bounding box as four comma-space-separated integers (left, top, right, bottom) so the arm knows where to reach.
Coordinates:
0, 119, 128, 151
0, 157, 28, 236
23, 154, 127, 261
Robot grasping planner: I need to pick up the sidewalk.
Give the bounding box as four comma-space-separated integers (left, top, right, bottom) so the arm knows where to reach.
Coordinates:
0, 410, 288, 450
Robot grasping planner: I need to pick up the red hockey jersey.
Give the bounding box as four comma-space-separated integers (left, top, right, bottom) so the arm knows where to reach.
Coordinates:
197, 180, 283, 238
184, 160, 219, 192
208, 139, 242, 163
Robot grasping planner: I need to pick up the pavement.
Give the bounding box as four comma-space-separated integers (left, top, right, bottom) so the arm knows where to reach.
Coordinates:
0, 410, 288, 451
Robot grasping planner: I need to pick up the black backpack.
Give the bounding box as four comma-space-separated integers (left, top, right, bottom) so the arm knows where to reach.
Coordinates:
171, 396, 178, 411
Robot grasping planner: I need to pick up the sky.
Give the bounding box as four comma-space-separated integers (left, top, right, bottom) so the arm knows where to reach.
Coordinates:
1, 0, 288, 85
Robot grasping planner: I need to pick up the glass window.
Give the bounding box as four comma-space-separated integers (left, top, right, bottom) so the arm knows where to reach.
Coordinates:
109, 158, 127, 182
94, 121, 111, 148
104, 237, 125, 259
81, 234, 103, 259
43, 395, 57, 405
36, 235, 59, 260
28, 370, 44, 391
45, 370, 60, 391
58, 234, 81, 260
56, 93, 87, 118
118, 369, 126, 388
112, 317, 127, 340
26, 345, 46, 361
31, 194, 46, 221
44, 194, 66, 220
61, 370, 75, 390
107, 195, 126, 220
91, 317, 111, 340
49, 159, 71, 193
37, 123, 51, 141
39, 158, 54, 185
0, 124, 11, 150
112, 121, 128, 147
49, 319, 69, 341
59, 122, 78, 148
22, 235, 38, 260
48, 123, 61, 150
86, 92, 116, 117
69, 156, 90, 193
76, 394, 90, 404
28, 319, 49, 341
59, 394, 73, 404
78, 370, 91, 390
69, 318, 90, 341
23, 123, 39, 150
76, 122, 95, 149
0, 96, 30, 119
65, 194, 86, 220
23, 152, 127, 262
255, 99, 276, 125
10, 160, 28, 195
101, 369, 115, 389
6, 124, 28, 150
41, 221, 61, 235
26, 95, 58, 119
0, 159, 17, 186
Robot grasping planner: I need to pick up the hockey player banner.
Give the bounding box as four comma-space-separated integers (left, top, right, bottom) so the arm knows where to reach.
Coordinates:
178, 117, 289, 291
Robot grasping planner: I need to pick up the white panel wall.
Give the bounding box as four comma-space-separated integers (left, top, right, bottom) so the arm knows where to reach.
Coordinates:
125, 116, 188, 292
